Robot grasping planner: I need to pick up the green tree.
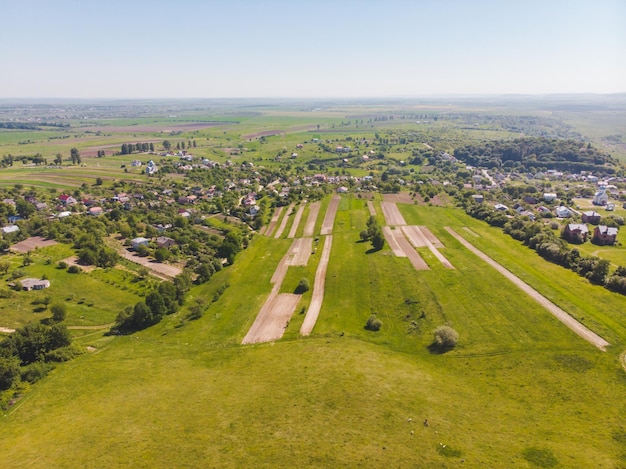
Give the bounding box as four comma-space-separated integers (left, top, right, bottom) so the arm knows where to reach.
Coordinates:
433, 325, 459, 350
50, 303, 67, 322
0, 356, 20, 391
54, 153, 63, 165
70, 148, 81, 165
163, 140, 172, 151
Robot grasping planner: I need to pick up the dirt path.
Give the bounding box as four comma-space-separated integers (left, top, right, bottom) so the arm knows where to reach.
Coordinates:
367, 201, 376, 216
303, 202, 320, 237
381, 201, 407, 225
321, 195, 340, 235
300, 235, 333, 336
445, 227, 610, 351
394, 230, 430, 271
0, 327, 15, 333
117, 249, 182, 280
288, 203, 306, 238
382, 227, 406, 257
264, 206, 284, 237
243, 237, 308, 344
287, 238, 313, 266
67, 323, 114, 330
274, 203, 295, 238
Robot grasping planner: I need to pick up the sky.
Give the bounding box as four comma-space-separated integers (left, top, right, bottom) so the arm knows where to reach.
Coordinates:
0, 0, 624, 98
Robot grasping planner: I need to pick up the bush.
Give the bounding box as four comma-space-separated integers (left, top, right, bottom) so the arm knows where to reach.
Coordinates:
433, 325, 459, 349
294, 278, 310, 294
365, 314, 382, 331
57, 261, 68, 269
20, 362, 54, 384
50, 303, 67, 322
44, 345, 81, 363
67, 265, 81, 274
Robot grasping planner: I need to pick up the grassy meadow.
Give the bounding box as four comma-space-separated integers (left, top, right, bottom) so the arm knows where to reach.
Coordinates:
1, 196, 626, 467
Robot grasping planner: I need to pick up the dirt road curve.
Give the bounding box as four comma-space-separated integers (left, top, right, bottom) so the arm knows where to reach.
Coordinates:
274, 203, 294, 238
303, 202, 320, 237
321, 195, 340, 235
300, 235, 333, 336
445, 227, 610, 351
288, 203, 306, 238
381, 201, 407, 225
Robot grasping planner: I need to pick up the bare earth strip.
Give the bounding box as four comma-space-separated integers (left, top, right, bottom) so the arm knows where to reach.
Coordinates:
402, 226, 454, 269
394, 230, 430, 271
301, 235, 333, 336
0, 327, 15, 333
117, 249, 182, 280
288, 203, 306, 238
367, 201, 376, 216
264, 206, 284, 237
419, 226, 445, 248
401, 226, 427, 247
287, 238, 313, 266
274, 203, 295, 239
10, 236, 57, 253
463, 227, 480, 237
445, 227, 610, 351
321, 195, 340, 235
242, 294, 301, 344
303, 202, 320, 237
383, 227, 406, 257
381, 201, 407, 226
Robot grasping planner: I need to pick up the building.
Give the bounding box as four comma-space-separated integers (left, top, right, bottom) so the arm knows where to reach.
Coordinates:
131, 237, 150, 250
593, 187, 609, 206
581, 211, 602, 224
592, 225, 618, 245
1, 225, 20, 234
156, 236, 176, 249
563, 223, 589, 243
555, 206, 572, 218
21, 278, 51, 291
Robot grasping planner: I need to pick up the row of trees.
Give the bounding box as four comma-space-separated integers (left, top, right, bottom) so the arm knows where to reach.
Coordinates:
466, 203, 626, 293
120, 142, 154, 155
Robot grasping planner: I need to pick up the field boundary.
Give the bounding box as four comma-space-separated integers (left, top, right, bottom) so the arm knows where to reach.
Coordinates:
446, 227, 610, 351
300, 235, 333, 336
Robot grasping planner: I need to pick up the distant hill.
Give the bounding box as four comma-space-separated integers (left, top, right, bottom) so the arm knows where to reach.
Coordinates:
453, 137, 621, 174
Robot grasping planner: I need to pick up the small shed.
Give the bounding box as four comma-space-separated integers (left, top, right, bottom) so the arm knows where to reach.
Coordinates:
131, 237, 150, 250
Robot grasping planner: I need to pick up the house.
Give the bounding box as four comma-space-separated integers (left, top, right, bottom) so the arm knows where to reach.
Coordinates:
88, 207, 103, 216
131, 159, 142, 167
57, 211, 72, 218
35, 202, 48, 211
1, 225, 19, 234
523, 195, 538, 204
592, 225, 618, 245
593, 187, 609, 206
494, 203, 508, 211
555, 206, 572, 218
563, 223, 589, 243
336, 186, 348, 193
131, 237, 150, 250
145, 160, 158, 175
21, 278, 50, 291
156, 236, 176, 249
471, 194, 484, 203
58, 194, 77, 205
581, 211, 601, 224
543, 193, 557, 202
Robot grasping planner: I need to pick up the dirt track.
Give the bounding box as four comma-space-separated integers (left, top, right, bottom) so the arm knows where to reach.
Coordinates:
321, 195, 340, 235
445, 227, 610, 351
288, 203, 305, 238
274, 203, 295, 238
401, 226, 453, 269
367, 201, 376, 216
382, 227, 429, 270
300, 235, 333, 336
303, 202, 320, 236
117, 249, 182, 280
264, 206, 284, 237
381, 201, 407, 225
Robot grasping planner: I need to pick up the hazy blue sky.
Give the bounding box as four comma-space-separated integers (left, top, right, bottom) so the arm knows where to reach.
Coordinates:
1, 0, 624, 98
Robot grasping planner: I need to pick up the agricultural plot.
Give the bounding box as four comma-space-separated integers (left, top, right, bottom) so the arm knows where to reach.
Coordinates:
381, 201, 407, 225
274, 203, 294, 238
262, 206, 284, 237
303, 201, 320, 237
288, 203, 305, 238
320, 195, 340, 235
9, 236, 57, 253
300, 235, 332, 336
401, 226, 453, 269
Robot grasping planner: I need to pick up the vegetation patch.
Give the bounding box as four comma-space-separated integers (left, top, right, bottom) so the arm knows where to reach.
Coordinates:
522, 447, 559, 468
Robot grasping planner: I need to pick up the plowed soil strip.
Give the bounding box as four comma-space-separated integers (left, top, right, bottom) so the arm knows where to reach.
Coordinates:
445, 227, 610, 351
383, 226, 406, 257
242, 294, 301, 344
288, 203, 306, 238
301, 235, 333, 336
394, 230, 430, 271
10, 236, 57, 253
401, 226, 427, 247
381, 201, 407, 225
287, 238, 313, 266
321, 195, 340, 235
264, 206, 284, 237
303, 202, 320, 237
419, 226, 444, 248
274, 203, 295, 238
367, 201, 376, 216
402, 226, 454, 269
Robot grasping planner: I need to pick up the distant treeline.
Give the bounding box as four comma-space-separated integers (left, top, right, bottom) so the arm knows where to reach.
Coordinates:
0, 122, 69, 130
120, 142, 154, 154
453, 137, 619, 174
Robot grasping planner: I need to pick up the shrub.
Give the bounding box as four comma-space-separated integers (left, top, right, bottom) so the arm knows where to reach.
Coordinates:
57, 261, 68, 269
365, 314, 382, 331
294, 278, 310, 294
433, 325, 459, 349
50, 303, 67, 322
20, 362, 54, 384
44, 345, 82, 363
67, 265, 81, 274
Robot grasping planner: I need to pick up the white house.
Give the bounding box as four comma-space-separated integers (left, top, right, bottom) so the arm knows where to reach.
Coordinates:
1, 225, 19, 234
593, 187, 609, 206
131, 237, 150, 250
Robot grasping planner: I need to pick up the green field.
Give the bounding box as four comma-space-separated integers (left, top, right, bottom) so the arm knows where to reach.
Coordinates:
1, 198, 626, 467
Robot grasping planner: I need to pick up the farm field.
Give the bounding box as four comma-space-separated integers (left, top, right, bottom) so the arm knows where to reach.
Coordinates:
1, 196, 626, 467
1, 99, 626, 467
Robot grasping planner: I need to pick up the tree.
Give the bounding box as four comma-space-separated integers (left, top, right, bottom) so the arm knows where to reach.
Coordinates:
145, 291, 167, 321
54, 153, 63, 165
154, 248, 170, 263
0, 356, 20, 391
95, 177, 103, 186
50, 303, 67, 322
70, 148, 81, 165
365, 314, 382, 331
295, 278, 310, 294
433, 325, 459, 350
163, 140, 172, 151
0, 261, 10, 274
